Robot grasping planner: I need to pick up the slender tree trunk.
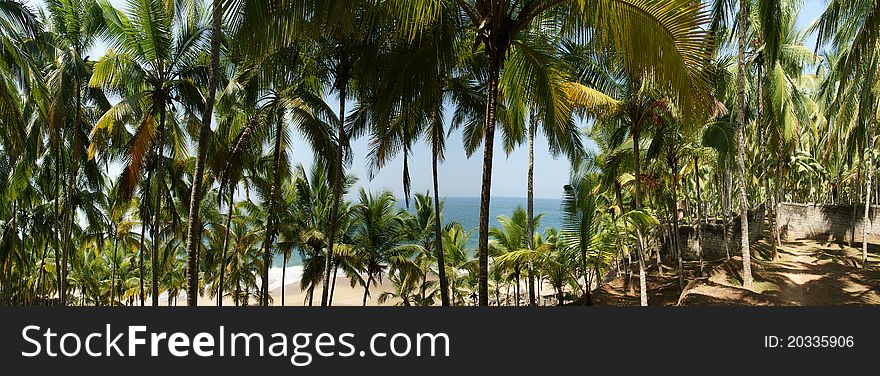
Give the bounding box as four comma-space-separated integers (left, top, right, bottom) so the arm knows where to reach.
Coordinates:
735, 2, 754, 289
151, 100, 167, 306
852, 163, 861, 246
217, 187, 233, 306
430, 110, 450, 306
184, 0, 222, 306
477, 55, 502, 306
261, 117, 285, 306
138, 173, 150, 306
329, 262, 338, 306
631, 121, 648, 306
53, 145, 62, 304
671, 154, 684, 292
771, 157, 781, 259
514, 270, 520, 306
362, 277, 370, 306
863, 115, 876, 270
526, 118, 536, 306
110, 230, 119, 305
234, 274, 240, 306
694, 156, 704, 276
614, 183, 634, 294
581, 243, 593, 306
281, 253, 288, 306
323, 71, 348, 306
60, 82, 83, 306
723, 167, 732, 260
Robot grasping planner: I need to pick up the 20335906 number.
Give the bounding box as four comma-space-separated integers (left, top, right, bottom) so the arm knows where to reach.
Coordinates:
765, 335, 854, 348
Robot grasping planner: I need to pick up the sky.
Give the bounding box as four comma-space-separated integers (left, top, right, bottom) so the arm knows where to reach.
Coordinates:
23, 0, 829, 200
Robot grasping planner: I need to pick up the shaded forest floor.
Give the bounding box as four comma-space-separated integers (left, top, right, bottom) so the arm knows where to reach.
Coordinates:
593, 237, 880, 306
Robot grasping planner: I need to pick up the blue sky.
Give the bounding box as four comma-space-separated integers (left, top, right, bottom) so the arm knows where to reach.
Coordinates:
24, 0, 829, 200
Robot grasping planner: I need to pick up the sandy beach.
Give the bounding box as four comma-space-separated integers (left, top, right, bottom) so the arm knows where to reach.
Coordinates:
159, 268, 396, 306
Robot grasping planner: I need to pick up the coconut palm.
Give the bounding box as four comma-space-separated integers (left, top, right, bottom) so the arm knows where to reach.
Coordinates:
350, 189, 422, 306
390, 0, 713, 305
88, 0, 210, 305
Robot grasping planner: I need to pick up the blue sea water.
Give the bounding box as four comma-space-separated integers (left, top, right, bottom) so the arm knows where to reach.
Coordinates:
272, 196, 562, 267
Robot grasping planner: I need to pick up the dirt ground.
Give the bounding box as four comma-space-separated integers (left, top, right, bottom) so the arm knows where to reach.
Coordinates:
593, 237, 880, 306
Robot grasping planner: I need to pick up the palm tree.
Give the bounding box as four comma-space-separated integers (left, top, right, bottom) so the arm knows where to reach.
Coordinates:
89, 0, 209, 305
184, 0, 225, 306
817, 0, 880, 270
395, 0, 713, 305
712, 0, 789, 288
350, 189, 420, 306
42, 0, 107, 306
558, 158, 604, 305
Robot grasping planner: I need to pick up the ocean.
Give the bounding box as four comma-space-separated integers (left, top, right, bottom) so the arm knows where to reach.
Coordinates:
271, 196, 563, 267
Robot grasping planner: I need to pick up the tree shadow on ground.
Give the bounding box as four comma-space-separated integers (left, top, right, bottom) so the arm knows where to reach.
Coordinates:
594, 238, 880, 306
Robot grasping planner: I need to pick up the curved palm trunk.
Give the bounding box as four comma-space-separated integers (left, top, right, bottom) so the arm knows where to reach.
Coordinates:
329, 262, 338, 306
631, 122, 648, 306
526, 120, 536, 306
185, 0, 222, 306
261, 117, 285, 306
151, 102, 167, 306
477, 56, 502, 306
863, 115, 876, 270
431, 110, 450, 306
217, 187, 233, 306
735, 2, 753, 289
323, 77, 348, 306
362, 277, 371, 306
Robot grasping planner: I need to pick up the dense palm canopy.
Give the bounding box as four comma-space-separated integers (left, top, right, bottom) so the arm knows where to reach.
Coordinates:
0, 0, 878, 307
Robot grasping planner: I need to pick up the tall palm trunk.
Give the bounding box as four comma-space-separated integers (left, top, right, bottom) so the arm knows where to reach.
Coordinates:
526, 119, 536, 306
694, 156, 704, 276
261, 117, 285, 306
60, 83, 82, 306
735, 1, 754, 289
614, 182, 634, 294
329, 261, 338, 306
863, 115, 876, 270
771, 157, 781, 259
431, 110, 450, 306
852, 163, 861, 246
477, 55, 502, 306
631, 121, 648, 306
138, 171, 151, 306
110, 230, 119, 305
53, 145, 62, 304
724, 167, 732, 260
151, 100, 167, 306
185, 0, 222, 306
671, 153, 684, 291
323, 71, 348, 306
281, 252, 288, 306
217, 186, 233, 306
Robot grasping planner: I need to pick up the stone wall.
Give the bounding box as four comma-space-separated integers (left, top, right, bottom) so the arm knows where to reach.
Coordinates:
776, 203, 880, 244
655, 207, 765, 262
